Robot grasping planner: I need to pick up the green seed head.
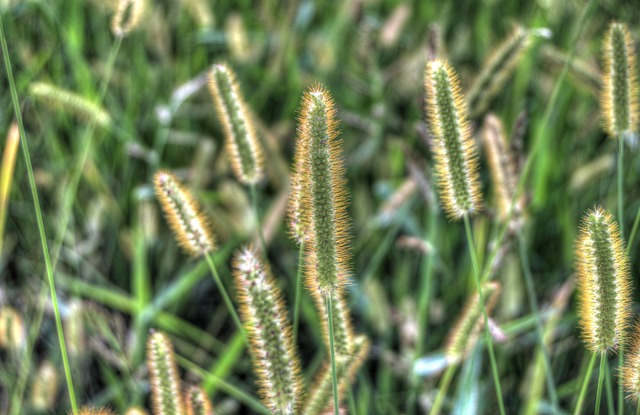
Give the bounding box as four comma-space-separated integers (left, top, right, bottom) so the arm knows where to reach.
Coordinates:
424, 59, 483, 220
184, 386, 213, 415
601, 22, 639, 138
147, 330, 184, 415
208, 63, 264, 184
233, 247, 302, 414
576, 207, 632, 353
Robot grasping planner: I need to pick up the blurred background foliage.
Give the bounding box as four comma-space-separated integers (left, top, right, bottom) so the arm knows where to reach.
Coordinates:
1, 0, 640, 413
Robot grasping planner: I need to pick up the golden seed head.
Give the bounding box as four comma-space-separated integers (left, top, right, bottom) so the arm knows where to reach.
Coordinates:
111, 0, 145, 37
576, 206, 632, 353
154, 170, 216, 256
31, 361, 59, 411
147, 330, 184, 415
184, 386, 214, 415
601, 21, 639, 138
424, 59, 483, 220
622, 320, 640, 401
0, 306, 25, 350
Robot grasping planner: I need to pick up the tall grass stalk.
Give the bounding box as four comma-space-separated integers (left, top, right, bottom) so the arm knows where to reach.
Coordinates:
204, 253, 246, 343
595, 355, 606, 415
327, 296, 340, 415
517, 234, 559, 411
463, 214, 505, 415
428, 364, 456, 415
617, 135, 625, 412
251, 184, 268, 257
0, 14, 79, 414
51, 36, 123, 270
573, 337, 600, 414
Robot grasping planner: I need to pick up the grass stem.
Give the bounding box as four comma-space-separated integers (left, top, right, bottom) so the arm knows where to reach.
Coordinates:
595, 354, 606, 415
573, 352, 598, 415
517, 233, 559, 411
327, 295, 340, 415
250, 184, 268, 258
428, 364, 456, 415
617, 135, 625, 415
463, 214, 505, 415
204, 253, 246, 343
0, 14, 79, 414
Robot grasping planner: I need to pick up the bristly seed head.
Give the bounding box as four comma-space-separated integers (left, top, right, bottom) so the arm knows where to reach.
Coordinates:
184, 386, 214, 415
147, 330, 184, 415
601, 21, 639, 138
208, 63, 264, 185
232, 247, 302, 414
154, 170, 215, 257
445, 282, 501, 364
576, 206, 632, 354
622, 320, 640, 401
296, 84, 351, 297
424, 59, 483, 220
111, 0, 145, 38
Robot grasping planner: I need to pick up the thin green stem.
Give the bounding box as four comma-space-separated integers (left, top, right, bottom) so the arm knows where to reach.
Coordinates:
428, 364, 456, 415
627, 206, 640, 256
604, 357, 615, 415
573, 353, 598, 415
51, 36, 123, 271
637, 400, 640, 415
618, 135, 625, 415
250, 184, 268, 257
327, 295, 339, 415
0, 15, 78, 414
293, 242, 304, 344
204, 253, 246, 344
595, 355, 606, 415
463, 214, 505, 415
517, 233, 559, 412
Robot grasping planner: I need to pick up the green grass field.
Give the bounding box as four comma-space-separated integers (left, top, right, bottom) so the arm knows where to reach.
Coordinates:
1, 0, 640, 413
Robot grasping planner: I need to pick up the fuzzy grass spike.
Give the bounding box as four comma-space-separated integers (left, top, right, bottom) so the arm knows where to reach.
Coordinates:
297, 84, 351, 296
208, 63, 263, 184
576, 207, 632, 353
424, 59, 482, 219
147, 330, 184, 415
154, 170, 216, 257
445, 282, 501, 364
233, 247, 302, 414
601, 21, 639, 138
184, 386, 214, 415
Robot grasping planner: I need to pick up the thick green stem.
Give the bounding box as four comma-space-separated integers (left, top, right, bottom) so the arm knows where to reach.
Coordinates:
293, 242, 304, 344
428, 364, 456, 415
204, 253, 246, 344
604, 357, 615, 415
573, 353, 598, 415
595, 355, 606, 415
0, 15, 78, 414
517, 234, 559, 412
463, 215, 505, 415
327, 296, 339, 415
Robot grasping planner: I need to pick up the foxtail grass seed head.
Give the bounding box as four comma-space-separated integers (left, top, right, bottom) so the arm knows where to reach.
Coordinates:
147, 330, 184, 415
622, 320, 640, 401
303, 335, 369, 415
0, 306, 25, 350
576, 207, 632, 353
601, 22, 639, 138
309, 290, 355, 357
445, 282, 501, 364
233, 247, 302, 414
297, 85, 351, 296
482, 114, 520, 223
287, 117, 311, 245
467, 25, 533, 117
64, 299, 85, 358
29, 82, 111, 128
208, 63, 264, 184
154, 170, 215, 256
184, 386, 214, 415
30, 361, 59, 411
424, 59, 482, 219
124, 408, 149, 415
111, 0, 145, 37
